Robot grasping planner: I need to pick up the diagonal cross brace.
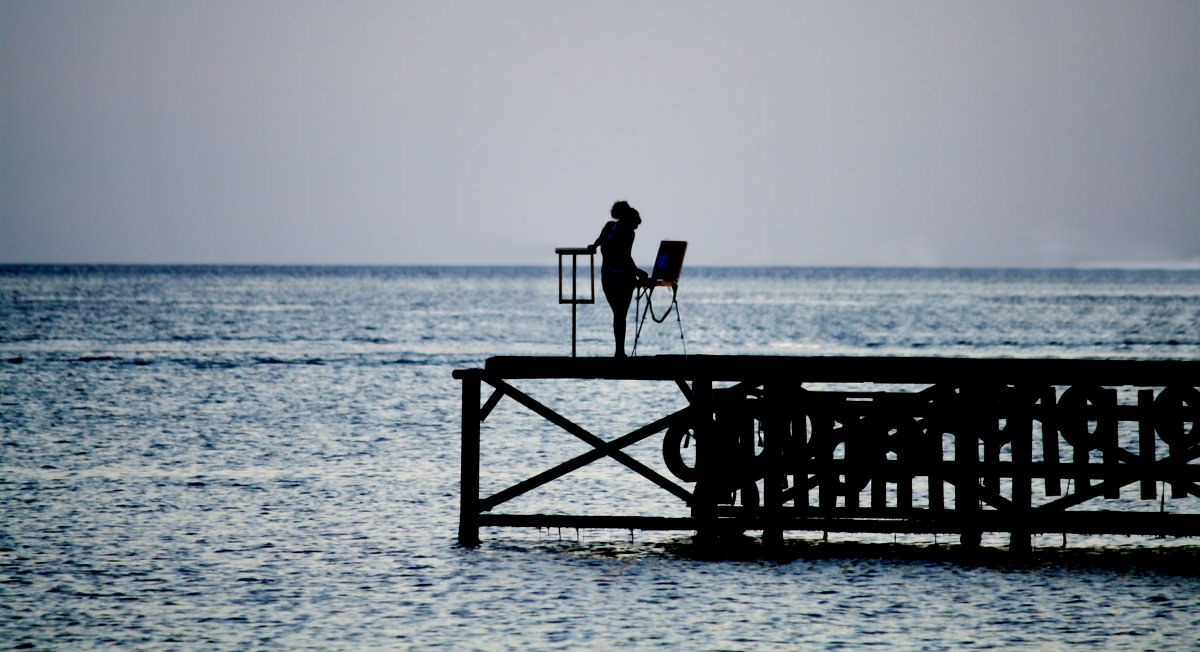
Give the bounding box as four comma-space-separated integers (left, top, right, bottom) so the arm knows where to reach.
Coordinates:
1037, 445, 1200, 512
479, 387, 505, 422
480, 375, 695, 507
479, 407, 693, 511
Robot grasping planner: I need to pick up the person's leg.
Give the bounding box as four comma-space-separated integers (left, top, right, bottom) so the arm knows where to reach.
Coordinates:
603, 274, 635, 357
613, 296, 628, 357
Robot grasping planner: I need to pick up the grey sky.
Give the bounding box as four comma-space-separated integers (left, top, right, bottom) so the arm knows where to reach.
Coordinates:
2, 1, 1197, 267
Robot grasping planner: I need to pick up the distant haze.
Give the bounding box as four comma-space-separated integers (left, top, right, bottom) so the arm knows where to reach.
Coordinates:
2, 1, 1197, 268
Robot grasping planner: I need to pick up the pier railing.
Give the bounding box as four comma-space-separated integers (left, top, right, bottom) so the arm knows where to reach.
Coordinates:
453, 356, 1199, 549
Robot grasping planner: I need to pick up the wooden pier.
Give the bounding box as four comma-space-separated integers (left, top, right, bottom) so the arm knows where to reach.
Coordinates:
453, 356, 1199, 550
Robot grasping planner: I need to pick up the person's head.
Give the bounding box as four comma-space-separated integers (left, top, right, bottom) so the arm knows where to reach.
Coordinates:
611, 200, 641, 227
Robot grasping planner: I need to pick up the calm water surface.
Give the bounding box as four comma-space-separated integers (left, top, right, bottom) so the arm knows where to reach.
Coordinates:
2, 265, 1199, 649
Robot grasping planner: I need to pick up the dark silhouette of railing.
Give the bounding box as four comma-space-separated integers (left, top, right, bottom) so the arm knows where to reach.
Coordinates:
453, 356, 1199, 550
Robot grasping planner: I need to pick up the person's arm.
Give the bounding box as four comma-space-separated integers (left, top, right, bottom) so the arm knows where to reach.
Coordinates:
589, 222, 612, 253
624, 227, 647, 279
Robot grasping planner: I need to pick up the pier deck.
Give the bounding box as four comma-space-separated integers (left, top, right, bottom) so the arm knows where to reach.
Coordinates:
453, 355, 1199, 549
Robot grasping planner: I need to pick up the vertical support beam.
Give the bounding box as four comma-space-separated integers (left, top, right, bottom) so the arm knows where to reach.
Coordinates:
818, 403, 838, 513
956, 388, 981, 548
1101, 388, 1120, 499
1040, 386, 1061, 496
897, 462, 913, 512
927, 384, 949, 513
894, 402, 913, 513
928, 426, 945, 512
1167, 387, 1187, 499
732, 394, 758, 530
845, 421, 862, 510
871, 404, 888, 510
793, 390, 810, 516
1139, 389, 1157, 500
691, 377, 717, 536
1009, 386, 1033, 553
983, 439, 1001, 497
458, 370, 482, 547
762, 380, 788, 549
982, 394, 1001, 498
1072, 434, 1092, 495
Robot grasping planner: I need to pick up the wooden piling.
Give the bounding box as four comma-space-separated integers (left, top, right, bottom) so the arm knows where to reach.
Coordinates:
458, 369, 481, 547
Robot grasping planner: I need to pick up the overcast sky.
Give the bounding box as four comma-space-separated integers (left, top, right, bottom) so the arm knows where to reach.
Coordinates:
2, 1, 1197, 267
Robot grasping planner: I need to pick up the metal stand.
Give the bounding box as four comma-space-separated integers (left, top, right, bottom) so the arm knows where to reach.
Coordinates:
632, 281, 686, 357
555, 247, 594, 357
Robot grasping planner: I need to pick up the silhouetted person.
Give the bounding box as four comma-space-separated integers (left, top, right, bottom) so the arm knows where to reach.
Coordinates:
590, 201, 647, 358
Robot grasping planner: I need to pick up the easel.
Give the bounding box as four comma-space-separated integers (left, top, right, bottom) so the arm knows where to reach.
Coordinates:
632, 280, 686, 357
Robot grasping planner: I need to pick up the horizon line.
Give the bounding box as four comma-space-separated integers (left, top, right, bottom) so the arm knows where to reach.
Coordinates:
2, 260, 1198, 272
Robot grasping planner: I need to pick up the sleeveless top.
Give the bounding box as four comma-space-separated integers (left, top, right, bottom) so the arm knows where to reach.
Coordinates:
595, 220, 636, 275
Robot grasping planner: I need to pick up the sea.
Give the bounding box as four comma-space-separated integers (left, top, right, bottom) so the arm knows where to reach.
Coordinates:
2, 264, 1199, 650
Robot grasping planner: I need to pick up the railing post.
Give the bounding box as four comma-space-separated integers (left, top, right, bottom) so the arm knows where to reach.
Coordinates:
458, 370, 481, 547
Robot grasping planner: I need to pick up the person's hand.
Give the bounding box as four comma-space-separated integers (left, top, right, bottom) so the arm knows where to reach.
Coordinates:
587, 244, 597, 254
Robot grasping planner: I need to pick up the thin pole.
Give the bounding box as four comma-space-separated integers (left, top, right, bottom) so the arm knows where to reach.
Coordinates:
673, 288, 686, 356
571, 255, 578, 357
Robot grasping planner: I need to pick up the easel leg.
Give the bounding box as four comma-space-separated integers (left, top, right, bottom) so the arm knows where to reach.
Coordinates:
632, 287, 651, 357
672, 290, 685, 356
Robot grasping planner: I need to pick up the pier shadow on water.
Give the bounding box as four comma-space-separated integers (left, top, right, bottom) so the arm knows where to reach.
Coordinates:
478, 529, 1200, 577
661, 534, 1200, 576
